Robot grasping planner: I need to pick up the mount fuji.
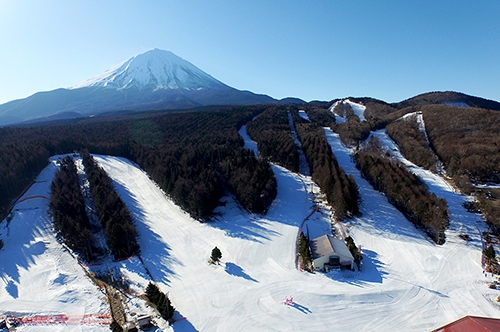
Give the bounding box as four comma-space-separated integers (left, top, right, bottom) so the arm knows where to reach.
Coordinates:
0, 49, 298, 126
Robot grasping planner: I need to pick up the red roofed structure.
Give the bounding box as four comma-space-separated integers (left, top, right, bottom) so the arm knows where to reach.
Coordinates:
432, 315, 500, 332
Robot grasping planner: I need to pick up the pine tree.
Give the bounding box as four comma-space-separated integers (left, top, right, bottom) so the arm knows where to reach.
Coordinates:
210, 246, 222, 264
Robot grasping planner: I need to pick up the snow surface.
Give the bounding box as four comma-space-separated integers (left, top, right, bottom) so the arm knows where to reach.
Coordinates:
298, 110, 310, 122
444, 102, 470, 107
71, 49, 226, 91
0, 157, 110, 332
345, 99, 366, 122
328, 99, 366, 122
2, 125, 500, 331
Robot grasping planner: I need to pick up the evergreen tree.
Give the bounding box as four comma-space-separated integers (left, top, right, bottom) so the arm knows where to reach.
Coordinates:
484, 245, 496, 264
211, 246, 222, 264
144, 282, 175, 321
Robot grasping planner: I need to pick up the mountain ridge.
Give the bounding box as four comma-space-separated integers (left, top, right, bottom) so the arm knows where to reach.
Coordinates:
0, 49, 299, 126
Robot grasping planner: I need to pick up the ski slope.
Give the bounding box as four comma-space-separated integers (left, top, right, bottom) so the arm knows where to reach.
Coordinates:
1, 126, 500, 331
0, 157, 110, 332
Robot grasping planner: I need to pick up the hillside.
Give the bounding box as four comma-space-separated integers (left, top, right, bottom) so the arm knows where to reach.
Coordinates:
394, 91, 500, 110
1, 123, 499, 330
1, 93, 500, 330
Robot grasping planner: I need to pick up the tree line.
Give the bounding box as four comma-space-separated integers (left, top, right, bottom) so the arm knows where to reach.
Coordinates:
295, 121, 359, 219
145, 282, 175, 321
49, 156, 95, 262
81, 149, 140, 259
0, 107, 278, 222
354, 137, 449, 243
246, 106, 299, 172
386, 114, 438, 172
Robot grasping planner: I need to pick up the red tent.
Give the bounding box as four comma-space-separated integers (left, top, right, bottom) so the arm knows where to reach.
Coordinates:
433, 315, 500, 332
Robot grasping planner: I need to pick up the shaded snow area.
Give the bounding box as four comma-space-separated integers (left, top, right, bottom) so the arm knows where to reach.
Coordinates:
1, 126, 500, 331
444, 101, 470, 107
0, 157, 110, 332
238, 125, 259, 157
298, 110, 310, 122
288, 111, 311, 176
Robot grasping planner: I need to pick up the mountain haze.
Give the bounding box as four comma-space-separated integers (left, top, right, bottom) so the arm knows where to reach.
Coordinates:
0, 49, 285, 126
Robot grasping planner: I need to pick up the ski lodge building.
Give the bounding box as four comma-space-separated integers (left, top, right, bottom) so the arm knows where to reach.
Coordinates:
311, 234, 354, 271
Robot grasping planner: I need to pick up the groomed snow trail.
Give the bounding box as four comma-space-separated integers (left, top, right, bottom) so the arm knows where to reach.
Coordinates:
2, 131, 499, 331
324, 128, 499, 330
94, 126, 500, 331
0, 157, 110, 332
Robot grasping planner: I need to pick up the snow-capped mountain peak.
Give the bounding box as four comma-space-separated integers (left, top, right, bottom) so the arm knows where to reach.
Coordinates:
72, 49, 227, 91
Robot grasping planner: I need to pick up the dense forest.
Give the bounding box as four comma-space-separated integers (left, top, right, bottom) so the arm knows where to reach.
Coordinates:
422, 105, 500, 184
128, 108, 277, 219
354, 137, 449, 243
49, 156, 95, 262
386, 113, 437, 172
246, 106, 299, 172
295, 120, 359, 218
0, 107, 277, 222
81, 150, 140, 259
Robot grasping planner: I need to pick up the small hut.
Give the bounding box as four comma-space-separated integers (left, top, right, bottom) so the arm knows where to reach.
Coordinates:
311, 234, 354, 271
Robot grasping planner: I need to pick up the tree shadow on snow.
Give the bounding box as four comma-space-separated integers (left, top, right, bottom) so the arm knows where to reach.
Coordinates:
5, 280, 18, 298
1, 210, 50, 298
211, 197, 280, 243
111, 180, 181, 285
224, 262, 258, 283
328, 249, 387, 287
212, 217, 280, 243
171, 311, 198, 332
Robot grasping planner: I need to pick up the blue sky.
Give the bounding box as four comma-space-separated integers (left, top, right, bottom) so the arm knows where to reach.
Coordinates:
1, 1, 499, 104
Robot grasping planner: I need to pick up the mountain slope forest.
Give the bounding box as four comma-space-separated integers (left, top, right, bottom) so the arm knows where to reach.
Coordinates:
1, 91, 500, 241
0, 106, 277, 222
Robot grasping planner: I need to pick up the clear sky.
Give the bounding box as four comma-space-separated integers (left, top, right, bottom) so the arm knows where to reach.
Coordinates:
1, 1, 499, 104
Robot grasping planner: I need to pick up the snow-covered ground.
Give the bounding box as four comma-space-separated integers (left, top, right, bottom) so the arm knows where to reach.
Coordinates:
344, 99, 366, 122
298, 110, 310, 122
0, 157, 110, 332
1, 125, 500, 331
329, 99, 366, 122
